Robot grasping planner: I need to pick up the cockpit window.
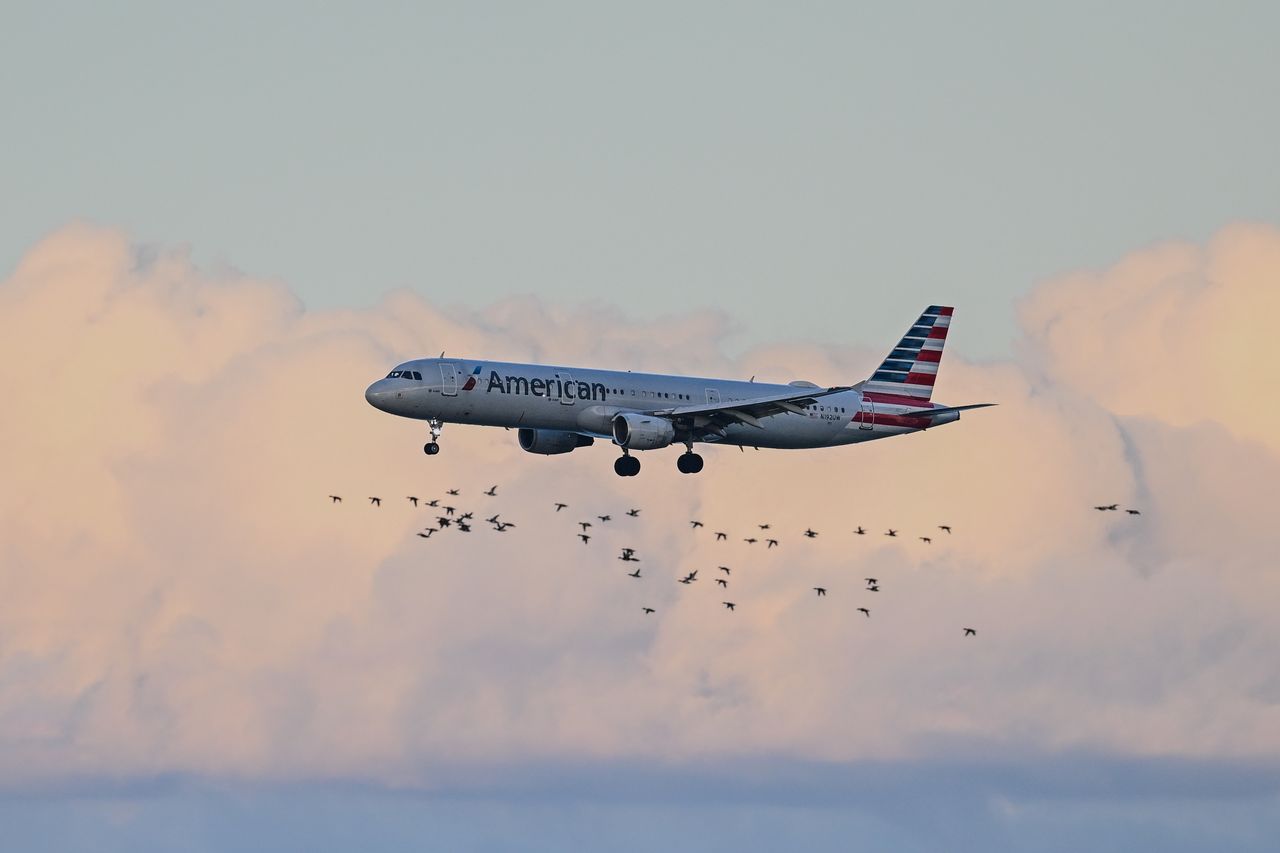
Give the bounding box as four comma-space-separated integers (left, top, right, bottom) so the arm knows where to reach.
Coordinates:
412, 371, 422, 381
387, 370, 401, 378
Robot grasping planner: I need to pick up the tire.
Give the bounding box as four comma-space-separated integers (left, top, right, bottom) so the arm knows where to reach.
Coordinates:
688, 453, 703, 473
424, 442, 440, 455
614, 456, 630, 476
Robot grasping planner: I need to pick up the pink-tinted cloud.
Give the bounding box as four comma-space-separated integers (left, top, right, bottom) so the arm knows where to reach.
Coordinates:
0, 222, 1275, 786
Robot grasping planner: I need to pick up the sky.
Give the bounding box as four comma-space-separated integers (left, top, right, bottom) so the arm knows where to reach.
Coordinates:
3, 3, 1280, 850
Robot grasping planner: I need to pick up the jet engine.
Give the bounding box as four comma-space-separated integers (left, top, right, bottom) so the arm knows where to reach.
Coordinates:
612, 412, 675, 450
517, 428, 595, 455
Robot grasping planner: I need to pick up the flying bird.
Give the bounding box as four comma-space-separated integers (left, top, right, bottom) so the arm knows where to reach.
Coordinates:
857, 607, 870, 617
579, 522, 593, 532
715, 531, 727, 541
854, 526, 866, 535
436, 517, 452, 527
426, 499, 440, 507
722, 601, 736, 611
743, 537, 758, 545
406, 496, 419, 507
867, 583, 880, 592
458, 512, 473, 521
766, 539, 779, 548
627, 568, 641, 578
368, 497, 382, 506
415, 530, 434, 538
554, 502, 568, 511
885, 529, 897, 537
938, 525, 952, 534
690, 520, 704, 529
718, 566, 731, 576
803, 528, 818, 538
328, 495, 342, 503
679, 570, 698, 584
1094, 504, 1118, 511
1125, 509, 1141, 515
919, 536, 932, 544
642, 607, 655, 614
485, 514, 501, 525
598, 515, 612, 522
484, 485, 498, 496
758, 524, 771, 530
578, 533, 591, 544
493, 522, 514, 532
715, 578, 728, 588
963, 628, 977, 637
443, 506, 456, 516
446, 489, 460, 496
813, 587, 826, 596
626, 509, 641, 517
456, 522, 472, 533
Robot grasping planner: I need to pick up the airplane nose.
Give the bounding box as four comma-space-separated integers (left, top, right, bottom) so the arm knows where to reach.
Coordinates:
365, 379, 393, 410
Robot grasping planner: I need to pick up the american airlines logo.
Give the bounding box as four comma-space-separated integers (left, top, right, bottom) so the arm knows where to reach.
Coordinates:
485, 370, 608, 402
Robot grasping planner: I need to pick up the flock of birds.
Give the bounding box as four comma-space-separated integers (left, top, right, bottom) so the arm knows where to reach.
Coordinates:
326, 487, 1143, 638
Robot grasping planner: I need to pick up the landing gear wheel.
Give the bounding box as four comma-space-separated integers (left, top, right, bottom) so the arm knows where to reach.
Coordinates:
677, 452, 703, 474
614, 455, 641, 477
424, 442, 440, 455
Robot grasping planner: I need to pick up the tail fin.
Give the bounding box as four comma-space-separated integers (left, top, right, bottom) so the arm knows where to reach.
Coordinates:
861, 305, 952, 402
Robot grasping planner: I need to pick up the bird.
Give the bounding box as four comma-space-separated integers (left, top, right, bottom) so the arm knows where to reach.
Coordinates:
938, 525, 952, 534
554, 502, 568, 512
406, 496, 419, 507
718, 566, 731, 575
1094, 504, 1118, 511
722, 601, 736, 611
813, 587, 826, 596
963, 628, 976, 637
627, 568, 641, 578
758, 523, 771, 530
619, 552, 639, 563
443, 506, 456, 516
415, 530, 434, 538
425, 499, 440, 507
715, 532, 728, 541
743, 537, 758, 545
447, 489, 460, 496
1125, 509, 1141, 516
579, 522, 593, 532
885, 529, 897, 537
598, 515, 612, 522
867, 583, 880, 592
485, 514, 501, 525
919, 536, 932, 544
328, 495, 342, 503
493, 522, 514, 533
368, 497, 382, 506
484, 485, 498, 496
626, 508, 641, 517
690, 520, 704, 529
458, 511, 473, 521
578, 533, 591, 544
857, 608, 870, 617
456, 522, 472, 533
436, 516, 452, 527
803, 528, 818, 538
642, 607, 655, 614
715, 578, 728, 588
854, 526, 866, 535
679, 570, 698, 584
766, 539, 779, 548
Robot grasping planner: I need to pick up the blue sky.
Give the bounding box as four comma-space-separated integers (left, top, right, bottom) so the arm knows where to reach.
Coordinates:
5, 1, 1280, 357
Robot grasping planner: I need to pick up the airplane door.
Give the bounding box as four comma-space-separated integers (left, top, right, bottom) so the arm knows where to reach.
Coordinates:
706, 389, 721, 405
440, 363, 458, 396
555, 372, 575, 405
858, 397, 874, 430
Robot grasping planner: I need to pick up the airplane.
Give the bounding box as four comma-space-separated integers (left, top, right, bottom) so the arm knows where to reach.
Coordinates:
365, 306, 994, 476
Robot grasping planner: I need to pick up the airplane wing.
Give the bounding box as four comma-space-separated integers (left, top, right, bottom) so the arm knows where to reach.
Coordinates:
651, 385, 856, 428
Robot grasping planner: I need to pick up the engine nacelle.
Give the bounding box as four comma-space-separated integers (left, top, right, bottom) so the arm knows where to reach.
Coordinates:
612, 412, 675, 450
518, 428, 595, 455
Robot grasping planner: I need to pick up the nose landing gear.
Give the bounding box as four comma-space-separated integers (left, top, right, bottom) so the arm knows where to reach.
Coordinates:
423, 418, 443, 455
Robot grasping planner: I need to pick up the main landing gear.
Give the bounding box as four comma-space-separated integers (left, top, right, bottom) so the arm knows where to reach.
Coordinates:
614, 453, 641, 477
676, 451, 703, 474
423, 418, 442, 456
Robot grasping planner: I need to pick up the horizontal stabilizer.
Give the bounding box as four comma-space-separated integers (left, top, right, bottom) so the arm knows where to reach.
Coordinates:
892, 403, 997, 418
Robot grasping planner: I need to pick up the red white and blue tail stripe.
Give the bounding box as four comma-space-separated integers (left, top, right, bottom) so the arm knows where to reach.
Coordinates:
861, 306, 952, 402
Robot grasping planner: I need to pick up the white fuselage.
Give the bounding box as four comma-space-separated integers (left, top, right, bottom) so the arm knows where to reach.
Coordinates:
364, 358, 957, 450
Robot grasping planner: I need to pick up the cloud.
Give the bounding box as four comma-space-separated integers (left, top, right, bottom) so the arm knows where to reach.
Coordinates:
0, 221, 1277, 795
